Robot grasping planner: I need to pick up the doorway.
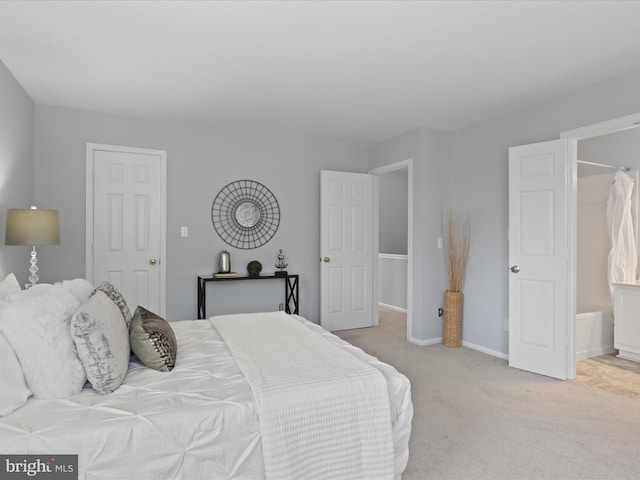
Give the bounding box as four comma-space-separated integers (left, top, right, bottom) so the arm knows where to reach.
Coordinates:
563, 113, 640, 378
509, 113, 640, 380
370, 159, 414, 342
573, 125, 640, 390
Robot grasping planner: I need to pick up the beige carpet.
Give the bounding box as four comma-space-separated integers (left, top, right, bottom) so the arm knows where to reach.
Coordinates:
335, 308, 640, 480
576, 354, 640, 400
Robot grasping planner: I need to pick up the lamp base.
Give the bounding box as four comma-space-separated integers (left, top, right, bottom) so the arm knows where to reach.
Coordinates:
27, 245, 39, 288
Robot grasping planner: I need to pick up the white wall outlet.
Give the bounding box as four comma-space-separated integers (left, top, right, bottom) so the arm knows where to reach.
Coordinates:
504, 318, 509, 331
181, 226, 188, 237
437, 238, 443, 249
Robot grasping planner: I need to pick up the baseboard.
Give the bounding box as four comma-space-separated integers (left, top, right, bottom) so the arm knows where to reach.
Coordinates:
378, 302, 407, 313
407, 336, 509, 359
462, 340, 509, 360
409, 336, 442, 346
576, 345, 615, 361
617, 349, 640, 362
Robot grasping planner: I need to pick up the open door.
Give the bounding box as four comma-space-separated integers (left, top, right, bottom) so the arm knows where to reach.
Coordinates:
320, 170, 377, 331
508, 139, 575, 380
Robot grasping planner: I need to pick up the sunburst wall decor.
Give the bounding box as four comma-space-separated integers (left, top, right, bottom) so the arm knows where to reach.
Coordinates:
211, 180, 280, 249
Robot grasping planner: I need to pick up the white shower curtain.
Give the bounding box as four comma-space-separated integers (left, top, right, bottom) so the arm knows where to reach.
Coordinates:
607, 170, 638, 297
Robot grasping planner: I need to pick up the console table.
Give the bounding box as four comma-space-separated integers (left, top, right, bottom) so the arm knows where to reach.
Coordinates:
197, 273, 299, 319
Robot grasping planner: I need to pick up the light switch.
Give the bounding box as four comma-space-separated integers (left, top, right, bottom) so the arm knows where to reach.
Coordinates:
181, 226, 188, 237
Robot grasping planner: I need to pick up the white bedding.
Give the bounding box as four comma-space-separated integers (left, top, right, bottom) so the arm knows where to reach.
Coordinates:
0, 315, 412, 480
212, 312, 395, 480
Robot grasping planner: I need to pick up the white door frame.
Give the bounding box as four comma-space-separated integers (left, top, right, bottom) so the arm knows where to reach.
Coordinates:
560, 112, 640, 379
85, 143, 167, 315
369, 159, 414, 342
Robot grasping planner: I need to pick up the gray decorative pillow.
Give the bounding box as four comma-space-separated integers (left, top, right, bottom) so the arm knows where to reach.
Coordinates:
71, 291, 130, 394
92, 281, 131, 328
130, 306, 177, 372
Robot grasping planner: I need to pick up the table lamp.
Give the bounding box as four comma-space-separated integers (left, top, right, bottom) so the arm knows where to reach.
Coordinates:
5, 206, 60, 288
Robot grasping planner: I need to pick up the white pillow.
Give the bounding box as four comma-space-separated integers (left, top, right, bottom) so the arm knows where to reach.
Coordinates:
0, 279, 94, 399
0, 273, 21, 299
71, 291, 130, 394
0, 332, 31, 416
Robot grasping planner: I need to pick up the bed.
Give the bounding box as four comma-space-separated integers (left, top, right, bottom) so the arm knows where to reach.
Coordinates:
0, 277, 412, 480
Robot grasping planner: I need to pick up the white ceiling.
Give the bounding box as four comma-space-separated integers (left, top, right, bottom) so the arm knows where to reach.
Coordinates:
2, 1, 640, 143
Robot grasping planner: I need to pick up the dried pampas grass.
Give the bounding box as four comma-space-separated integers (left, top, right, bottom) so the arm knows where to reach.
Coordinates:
443, 210, 471, 292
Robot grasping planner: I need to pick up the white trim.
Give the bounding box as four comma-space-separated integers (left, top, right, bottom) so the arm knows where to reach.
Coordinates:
561, 112, 640, 140
410, 336, 442, 346
406, 337, 511, 360
378, 302, 407, 313
567, 139, 578, 380
369, 159, 414, 343
576, 345, 615, 361
462, 340, 509, 361
378, 253, 408, 261
85, 143, 167, 316
372, 174, 380, 327
618, 350, 640, 362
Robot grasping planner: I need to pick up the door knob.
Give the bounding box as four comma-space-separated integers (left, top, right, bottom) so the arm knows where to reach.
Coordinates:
149, 258, 157, 265
323, 257, 330, 263
510, 265, 520, 273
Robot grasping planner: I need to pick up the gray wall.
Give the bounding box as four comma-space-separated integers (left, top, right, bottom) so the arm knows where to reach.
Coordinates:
448, 67, 640, 355
0, 61, 34, 284
32, 105, 369, 321
379, 169, 408, 255
8, 56, 640, 355
368, 127, 449, 342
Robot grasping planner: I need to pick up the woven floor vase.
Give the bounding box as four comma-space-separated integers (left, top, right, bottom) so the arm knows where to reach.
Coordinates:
443, 291, 463, 347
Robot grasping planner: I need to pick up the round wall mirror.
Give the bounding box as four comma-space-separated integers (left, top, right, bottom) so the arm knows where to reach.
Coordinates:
211, 180, 280, 249
235, 201, 261, 227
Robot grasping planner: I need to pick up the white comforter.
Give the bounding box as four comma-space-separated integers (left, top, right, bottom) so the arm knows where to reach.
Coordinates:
0, 316, 412, 480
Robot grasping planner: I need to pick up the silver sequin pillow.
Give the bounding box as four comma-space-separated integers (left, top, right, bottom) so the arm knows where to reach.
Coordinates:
129, 306, 177, 372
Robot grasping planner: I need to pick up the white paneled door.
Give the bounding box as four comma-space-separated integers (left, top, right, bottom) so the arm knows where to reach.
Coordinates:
320, 170, 377, 331
508, 139, 573, 380
87, 144, 166, 316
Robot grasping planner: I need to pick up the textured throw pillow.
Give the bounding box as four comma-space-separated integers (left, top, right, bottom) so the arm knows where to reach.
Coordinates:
92, 281, 131, 328
130, 306, 177, 372
0, 332, 31, 416
71, 291, 130, 394
0, 273, 21, 299
0, 281, 91, 398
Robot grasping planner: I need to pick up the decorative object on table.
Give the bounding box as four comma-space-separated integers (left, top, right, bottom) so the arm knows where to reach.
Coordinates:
441, 210, 471, 348
213, 272, 239, 278
247, 260, 262, 278
218, 250, 231, 273
4, 206, 60, 289
275, 248, 288, 277
211, 180, 280, 250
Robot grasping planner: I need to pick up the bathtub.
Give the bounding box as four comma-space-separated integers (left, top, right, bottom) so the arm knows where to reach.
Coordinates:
576, 306, 615, 360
